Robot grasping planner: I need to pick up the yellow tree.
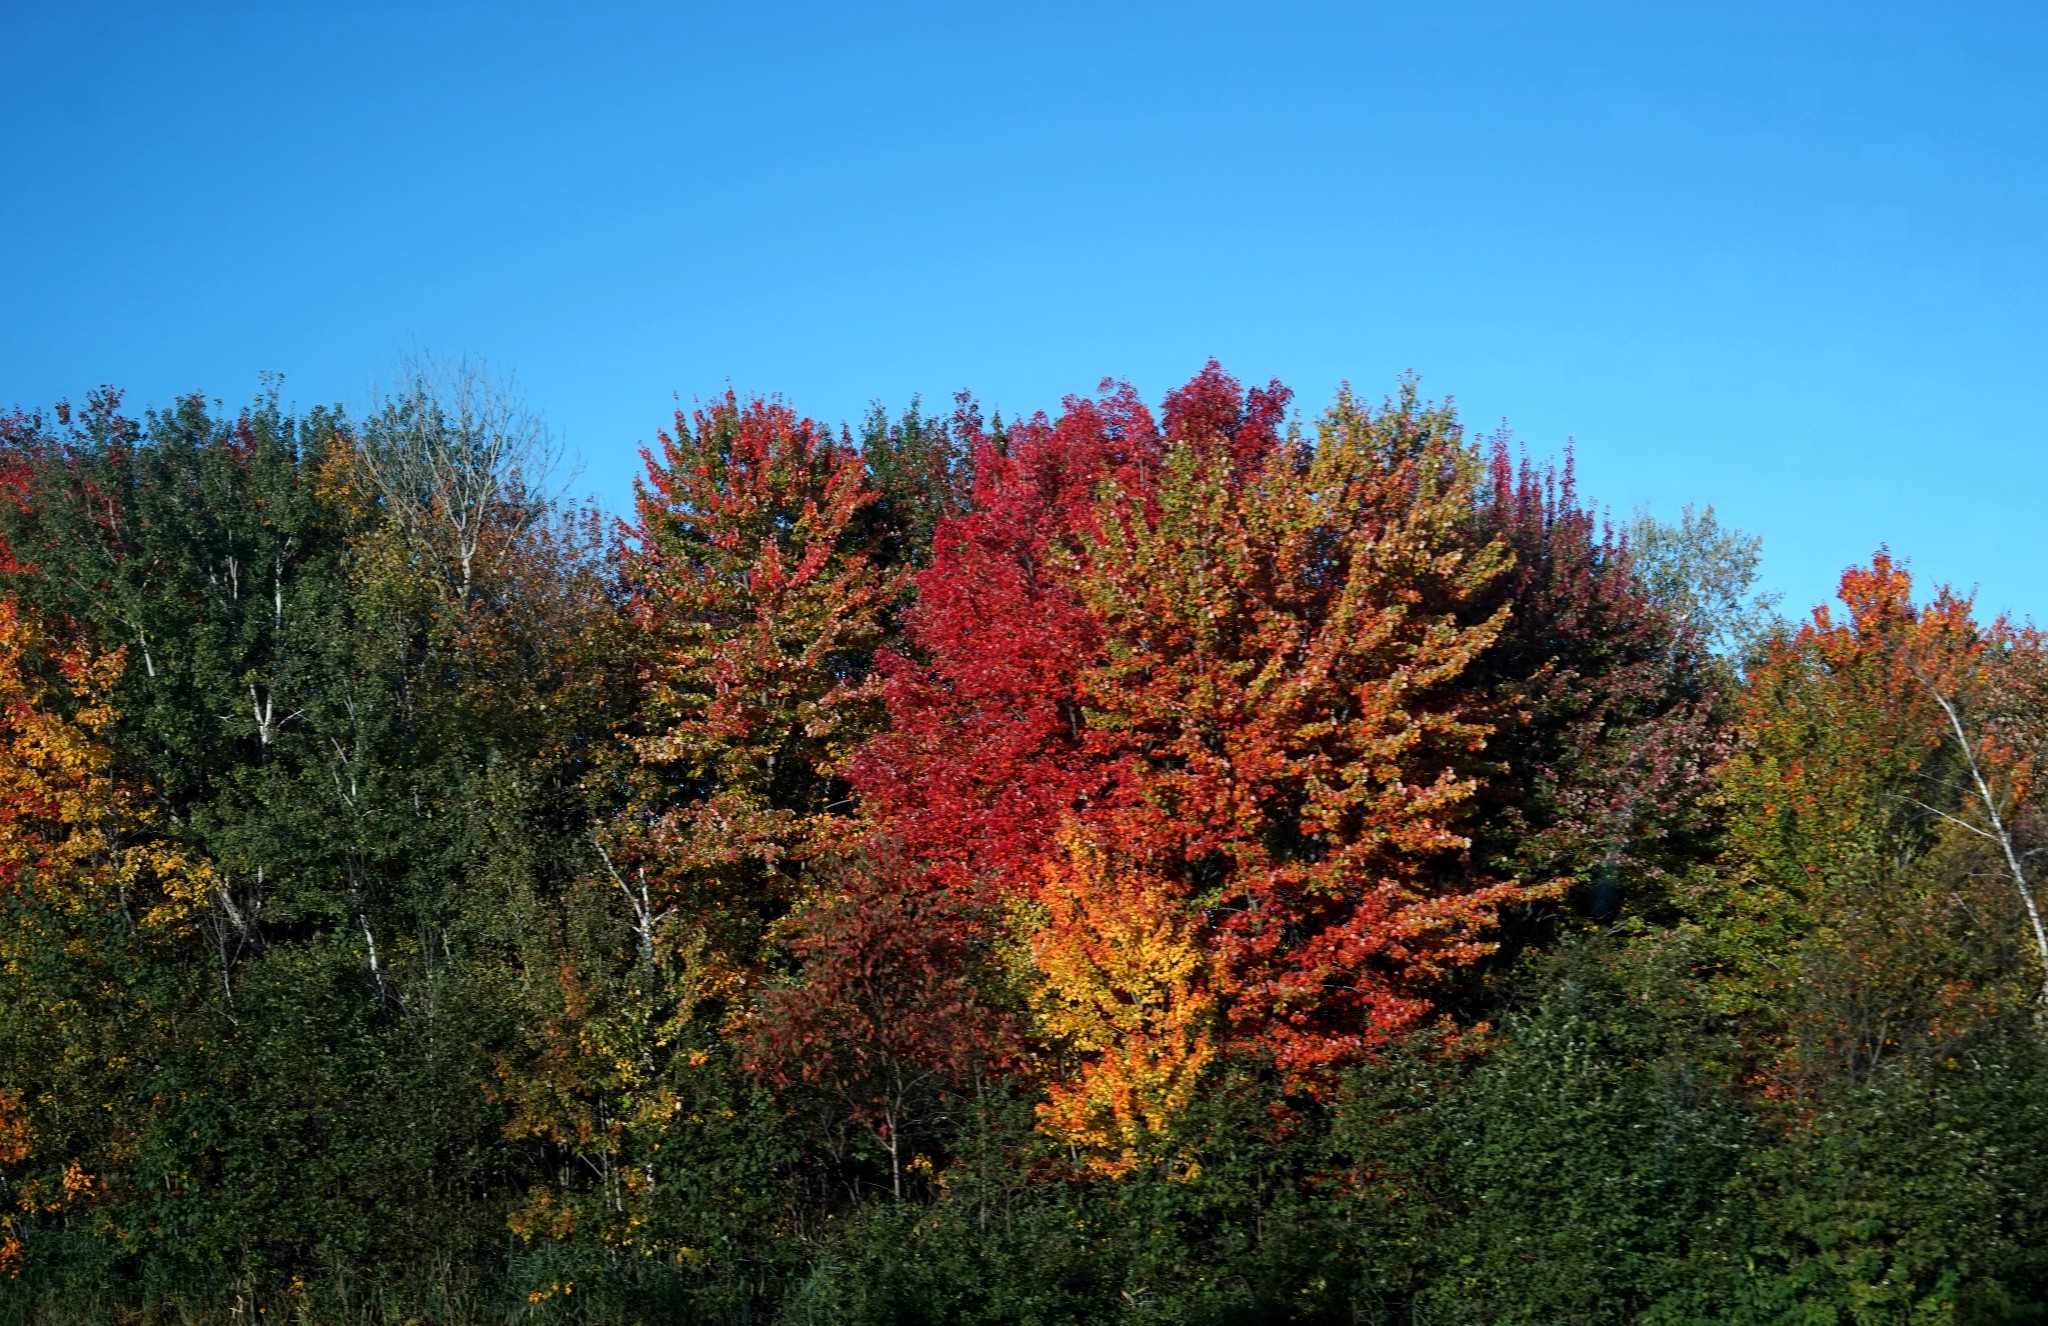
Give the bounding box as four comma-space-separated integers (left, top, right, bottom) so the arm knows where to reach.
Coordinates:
1025, 828, 1217, 1176
0, 597, 208, 1274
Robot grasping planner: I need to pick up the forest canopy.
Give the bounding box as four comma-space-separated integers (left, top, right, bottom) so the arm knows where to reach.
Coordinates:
0, 361, 2044, 1325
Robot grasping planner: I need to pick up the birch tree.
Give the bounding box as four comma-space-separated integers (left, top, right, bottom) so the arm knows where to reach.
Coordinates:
357, 355, 560, 611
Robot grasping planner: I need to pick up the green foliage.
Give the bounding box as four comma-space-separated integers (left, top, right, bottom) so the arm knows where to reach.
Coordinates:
0, 379, 621, 1312
1737, 1031, 2048, 1326
1628, 502, 1785, 664
779, 1076, 1361, 1326
1328, 939, 1759, 1324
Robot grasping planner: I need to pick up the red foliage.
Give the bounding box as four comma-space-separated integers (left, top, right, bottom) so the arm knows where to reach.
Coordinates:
842, 377, 1166, 908
618, 391, 893, 982
847, 364, 1299, 902
1465, 442, 1727, 912
745, 857, 1017, 1195
1161, 359, 1291, 471
850, 365, 1558, 1081
655, 363, 1727, 1109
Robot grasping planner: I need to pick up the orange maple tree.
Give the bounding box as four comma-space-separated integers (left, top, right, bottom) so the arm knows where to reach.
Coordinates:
620, 390, 895, 996
1719, 552, 2048, 1078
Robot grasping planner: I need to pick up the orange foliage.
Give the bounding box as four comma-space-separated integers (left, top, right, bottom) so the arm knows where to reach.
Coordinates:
623, 392, 894, 989
1726, 552, 1986, 958
1721, 552, 2043, 1078
0, 1089, 28, 1277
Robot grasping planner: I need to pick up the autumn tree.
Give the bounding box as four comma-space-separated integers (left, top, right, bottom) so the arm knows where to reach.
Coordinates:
856, 366, 1579, 1107
495, 392, 954, 1286
1023, 829, 1217, 1175
1459, 446, 1730, 938
1715, 553, 2041, 1083
0, 598, 208, 1276
611, 391, 898, 1005
747, 855, 1017, 1201
1069, 380, 1537, 1080
844, 377, 1167, 914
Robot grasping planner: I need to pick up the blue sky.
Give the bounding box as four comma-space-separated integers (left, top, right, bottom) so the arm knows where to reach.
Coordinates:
5, 2, 2045, 622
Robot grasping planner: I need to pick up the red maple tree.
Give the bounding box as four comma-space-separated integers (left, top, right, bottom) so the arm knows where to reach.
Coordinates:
849, 365, 1559, 1083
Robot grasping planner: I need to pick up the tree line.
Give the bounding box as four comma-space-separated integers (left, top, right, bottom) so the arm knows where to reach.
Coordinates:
0, 359, 2044, 1324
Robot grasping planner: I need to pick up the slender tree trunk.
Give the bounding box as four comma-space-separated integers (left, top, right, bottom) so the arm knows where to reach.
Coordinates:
1924, 681, 2048, 1005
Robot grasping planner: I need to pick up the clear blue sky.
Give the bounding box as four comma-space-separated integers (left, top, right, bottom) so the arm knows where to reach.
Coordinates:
5, 2, 2045, 623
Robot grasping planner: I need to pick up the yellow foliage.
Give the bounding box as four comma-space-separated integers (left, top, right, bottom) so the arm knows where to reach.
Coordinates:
1024, 828, 1217, 1177
0, 597, 210, 932
0, 598, 211, 1279
0, 1091, 29, 1170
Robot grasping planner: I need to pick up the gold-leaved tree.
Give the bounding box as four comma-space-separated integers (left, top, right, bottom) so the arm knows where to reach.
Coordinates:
0, 598, 210, 1273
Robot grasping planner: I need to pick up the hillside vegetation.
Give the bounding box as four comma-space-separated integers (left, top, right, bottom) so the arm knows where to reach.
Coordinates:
1, 362, 2044, 1324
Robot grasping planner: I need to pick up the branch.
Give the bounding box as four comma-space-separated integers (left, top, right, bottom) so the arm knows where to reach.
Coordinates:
1919, 673, 2048, 1006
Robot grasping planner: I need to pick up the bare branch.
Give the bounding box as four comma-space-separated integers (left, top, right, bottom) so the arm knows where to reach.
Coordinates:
1919, 674, 2048, 1005
359, 355, 562, 609
1898, 795, 2001, 844
592, 834, 668, 977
